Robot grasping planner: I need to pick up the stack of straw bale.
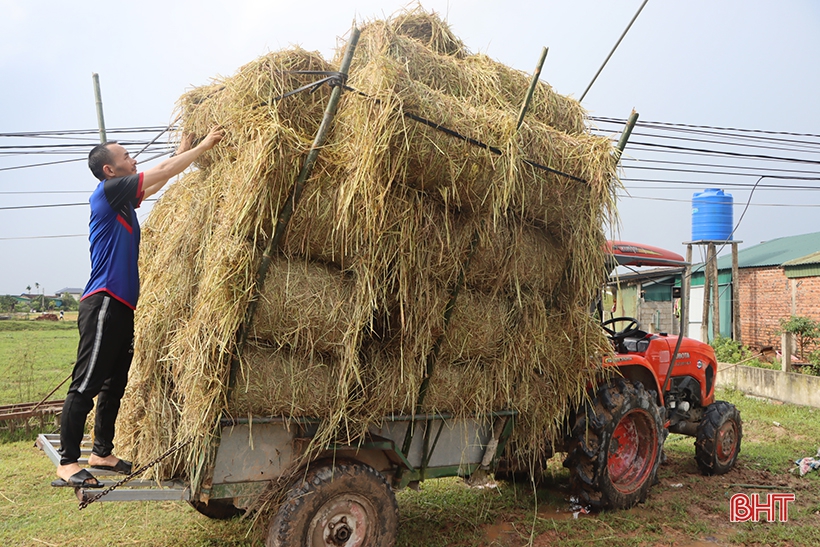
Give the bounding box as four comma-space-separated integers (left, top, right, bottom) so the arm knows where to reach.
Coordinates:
118, 9, 619, 486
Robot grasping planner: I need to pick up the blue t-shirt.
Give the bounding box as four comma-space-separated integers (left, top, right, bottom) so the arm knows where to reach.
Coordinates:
81, 173, 144, 309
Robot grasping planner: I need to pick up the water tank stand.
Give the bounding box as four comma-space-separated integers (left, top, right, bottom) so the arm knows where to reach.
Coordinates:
681, 240, 741, 344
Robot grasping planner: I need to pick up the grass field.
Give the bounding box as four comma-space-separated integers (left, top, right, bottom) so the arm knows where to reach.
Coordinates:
1, 321, 818, 546
0, 320, 78, 405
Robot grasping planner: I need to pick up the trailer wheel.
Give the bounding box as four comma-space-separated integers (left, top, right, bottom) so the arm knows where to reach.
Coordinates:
267, 460, 398, 547
563, 379, 664, 510
695, 401, 742, 475
188, 499, 243, 519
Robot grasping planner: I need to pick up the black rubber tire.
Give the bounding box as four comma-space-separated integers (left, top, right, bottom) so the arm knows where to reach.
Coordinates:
695, 401, 742, 475
563, 379, 664, 510
267, 460, 399, 547
188, 499, 243, 519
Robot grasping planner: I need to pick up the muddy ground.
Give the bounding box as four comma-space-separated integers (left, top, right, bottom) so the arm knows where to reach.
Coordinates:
477, 444, 820, 547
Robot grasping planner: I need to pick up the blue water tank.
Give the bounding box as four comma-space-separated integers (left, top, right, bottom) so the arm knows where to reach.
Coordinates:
692, 188, 733, 241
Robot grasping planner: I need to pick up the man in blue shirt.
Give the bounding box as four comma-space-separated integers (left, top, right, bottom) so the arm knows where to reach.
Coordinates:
54, 127, 223, 488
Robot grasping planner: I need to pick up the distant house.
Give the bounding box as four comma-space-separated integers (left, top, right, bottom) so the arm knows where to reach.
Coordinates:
689, 231, 820, 351
54, 287, 84, 301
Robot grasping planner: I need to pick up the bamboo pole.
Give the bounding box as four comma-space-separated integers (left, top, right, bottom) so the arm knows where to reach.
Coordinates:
516, 47, 548, 130
195, 27, 361, 503
579, 0, 650, 102
616, 110, 639, 157
403, 46, 552, 460
92, 73, 107, 143
229, 26, 361, 393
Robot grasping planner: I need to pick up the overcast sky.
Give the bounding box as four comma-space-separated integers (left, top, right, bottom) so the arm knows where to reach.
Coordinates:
2, 0, 819, 296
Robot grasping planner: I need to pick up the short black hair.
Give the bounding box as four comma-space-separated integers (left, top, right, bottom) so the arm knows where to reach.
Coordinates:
88, 141, 118, 181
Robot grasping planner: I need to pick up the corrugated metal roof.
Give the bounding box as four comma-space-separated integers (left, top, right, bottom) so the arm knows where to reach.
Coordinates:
783, 250, 820, 266
707, 231, 820, 270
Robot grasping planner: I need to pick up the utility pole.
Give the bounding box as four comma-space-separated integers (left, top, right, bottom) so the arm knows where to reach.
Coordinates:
92, 73, 107, 143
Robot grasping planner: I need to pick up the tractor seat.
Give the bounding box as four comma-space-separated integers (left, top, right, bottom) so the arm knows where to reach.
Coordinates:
621, 333, 650, 353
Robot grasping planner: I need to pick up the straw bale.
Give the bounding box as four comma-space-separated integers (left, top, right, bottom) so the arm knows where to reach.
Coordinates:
391, 8, 466, 57
363, 347, 507, 416
230, 343, 336, 417
251, 258, 358, 358
353, 15, 585, 134
340, 57, 615, 221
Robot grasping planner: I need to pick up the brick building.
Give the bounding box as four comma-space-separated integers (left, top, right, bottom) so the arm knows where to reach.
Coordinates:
690, 231, 820, 352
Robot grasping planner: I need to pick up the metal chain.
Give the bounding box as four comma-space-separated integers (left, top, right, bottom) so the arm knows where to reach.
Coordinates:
78, 438, 193, 510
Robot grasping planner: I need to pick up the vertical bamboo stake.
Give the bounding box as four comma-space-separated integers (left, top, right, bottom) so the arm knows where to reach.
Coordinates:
195, 27, 361, 503
403, 47, 550, 461
710, 243, 720, 340
229, 26, 361, 393
616, 110, 639, 158
516, 47, 548, 130
92, 73, 107, 143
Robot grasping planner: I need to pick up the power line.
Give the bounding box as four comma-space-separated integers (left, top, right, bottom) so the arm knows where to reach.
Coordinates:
617, 194, 820, 207
0, 198, 157, 211
0, 234, 86, 241
621, 157, 820, 177
0, 157, 86, 172
619, 177, 820, 189
0, 190, 89, 195
590, 116, 820, 139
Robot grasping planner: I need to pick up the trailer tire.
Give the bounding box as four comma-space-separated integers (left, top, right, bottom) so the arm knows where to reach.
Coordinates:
267, 460, 398, 547
563, 379, 664, 510
695, 401, 742, 475
188, 499, 243, 519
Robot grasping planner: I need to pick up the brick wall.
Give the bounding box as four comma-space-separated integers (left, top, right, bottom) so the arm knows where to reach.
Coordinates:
738, 267, 820, 352
637, 301, 679, 335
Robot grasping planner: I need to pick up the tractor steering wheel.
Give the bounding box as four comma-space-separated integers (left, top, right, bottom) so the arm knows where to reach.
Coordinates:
601, 317, 642, 342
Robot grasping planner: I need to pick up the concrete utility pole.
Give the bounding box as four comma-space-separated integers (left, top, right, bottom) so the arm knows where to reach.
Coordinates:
731, 242, 741, 342
92, 73, 107, 143
682, 244, 692, 337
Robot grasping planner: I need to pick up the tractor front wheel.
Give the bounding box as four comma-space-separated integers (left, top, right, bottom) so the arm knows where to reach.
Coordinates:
564, 379, 664, 510
695, 401, 742, 475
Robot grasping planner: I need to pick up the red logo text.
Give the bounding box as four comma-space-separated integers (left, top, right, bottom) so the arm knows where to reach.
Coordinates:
730, 493, 795, 522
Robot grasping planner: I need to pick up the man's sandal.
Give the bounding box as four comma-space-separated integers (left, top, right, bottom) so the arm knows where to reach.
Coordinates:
51, 468, 103, 488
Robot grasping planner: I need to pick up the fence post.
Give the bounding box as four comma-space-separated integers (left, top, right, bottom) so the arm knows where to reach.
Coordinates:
781, 332, 793, 372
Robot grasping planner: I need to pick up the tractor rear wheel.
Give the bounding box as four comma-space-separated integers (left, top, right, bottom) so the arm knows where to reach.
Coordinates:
267, 460, 398, 547
695, 401, 742, 475
564, 379, 664, 510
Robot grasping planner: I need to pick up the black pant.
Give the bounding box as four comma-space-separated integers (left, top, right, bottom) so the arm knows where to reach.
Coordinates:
59, 293, 134, 465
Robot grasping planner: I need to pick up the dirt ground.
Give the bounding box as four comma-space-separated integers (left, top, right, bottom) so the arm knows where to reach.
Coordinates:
481, 449, 820, 547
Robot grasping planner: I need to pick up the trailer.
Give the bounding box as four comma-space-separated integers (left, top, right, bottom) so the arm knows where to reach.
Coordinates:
38, 410, 515, 545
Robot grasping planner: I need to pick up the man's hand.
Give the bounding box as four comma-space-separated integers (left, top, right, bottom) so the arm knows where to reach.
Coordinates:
199, 126, 224, 151
142, 126, 226, 199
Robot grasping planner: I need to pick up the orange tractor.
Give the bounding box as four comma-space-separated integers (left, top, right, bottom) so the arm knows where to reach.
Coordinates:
558, 241, 743, 509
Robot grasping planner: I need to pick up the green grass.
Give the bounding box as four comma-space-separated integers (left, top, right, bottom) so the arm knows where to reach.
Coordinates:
1, 322, 819, 546
0, 320, 78, 404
